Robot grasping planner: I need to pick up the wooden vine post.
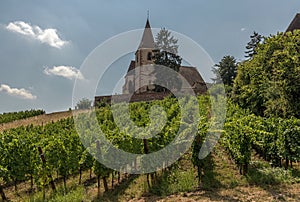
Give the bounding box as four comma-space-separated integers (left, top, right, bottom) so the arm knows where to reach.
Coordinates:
0, 185, 7, 201
38, 146, 56, 191
143, 139, 151, 187
96, 140, 109, 192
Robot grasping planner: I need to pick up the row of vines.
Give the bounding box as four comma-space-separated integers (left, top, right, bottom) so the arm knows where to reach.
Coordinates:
222, 102, 300, 175
0, 96, 209, 201
0, 109, 45, 124
2, 96, 298, 201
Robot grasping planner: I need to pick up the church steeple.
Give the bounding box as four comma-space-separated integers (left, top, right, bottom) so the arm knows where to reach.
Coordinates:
134, 17, 156, 68
138, 18, 155, 49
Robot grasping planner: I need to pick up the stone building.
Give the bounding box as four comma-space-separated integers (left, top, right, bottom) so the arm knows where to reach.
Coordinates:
122, 18, 207, 95
95, 18, 207, 106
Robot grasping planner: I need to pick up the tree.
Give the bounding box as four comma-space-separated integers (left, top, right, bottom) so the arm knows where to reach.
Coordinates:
233, 30, 300, 118
212, 55, 237, 86
245, 31, 262, 58
153, 50, 182, 92
155, 28, 179, 54
76, 98, 92, 110
153, 28, 182, 92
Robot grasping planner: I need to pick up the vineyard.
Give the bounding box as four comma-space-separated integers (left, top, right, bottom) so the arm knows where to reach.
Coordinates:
0, 96, 299, 201
0, 110, 45, 125
223, 102, 300, 175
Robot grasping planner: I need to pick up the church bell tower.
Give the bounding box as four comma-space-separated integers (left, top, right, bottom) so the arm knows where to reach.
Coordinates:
134, 18, 156, 93
122, 17, 156, 94
135, 18, 155, 67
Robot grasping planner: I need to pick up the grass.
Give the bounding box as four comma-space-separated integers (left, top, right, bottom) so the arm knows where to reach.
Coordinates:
48, 187, 86, 202
25, 186, 89, 202
209, 145, 246, 189
95, 174, 147, 202
247, 161, 300, 185
21, 172, 94, 202
150, 168, 198, 196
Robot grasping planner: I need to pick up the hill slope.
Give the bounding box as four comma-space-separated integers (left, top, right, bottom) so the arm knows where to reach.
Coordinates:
0, 110, 88, 132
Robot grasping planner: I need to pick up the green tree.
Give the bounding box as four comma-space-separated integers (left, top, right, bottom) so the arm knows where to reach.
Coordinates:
233, 30, 300, 118
153, 28, 182, 92
76, 98, 92, 110
212, 55, 237, 87
245, 31, 262, 58
155, 28, 179, 54
153, 50, 182, 92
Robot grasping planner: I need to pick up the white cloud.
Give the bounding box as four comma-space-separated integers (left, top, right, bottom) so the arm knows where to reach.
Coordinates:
44, 66, 84, 80
6, 21, 68, 48
0, 84, 37, 100
241, 28, 247, 32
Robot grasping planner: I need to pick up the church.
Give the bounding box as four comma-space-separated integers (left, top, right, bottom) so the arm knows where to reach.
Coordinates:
95, 19, 207, 105
122, 18, 207, 95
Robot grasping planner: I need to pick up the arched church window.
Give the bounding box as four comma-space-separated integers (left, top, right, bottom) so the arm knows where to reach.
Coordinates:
147, 52, 152, 60
129, 80, 134, 93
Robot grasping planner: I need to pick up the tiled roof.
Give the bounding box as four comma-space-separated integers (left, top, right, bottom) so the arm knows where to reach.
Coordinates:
127, 60, 135, 74
286, 13, 300, 32
179, 66, 206, 86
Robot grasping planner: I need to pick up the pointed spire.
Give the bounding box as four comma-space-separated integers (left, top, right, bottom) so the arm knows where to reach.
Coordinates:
145, 18, 151, 29
138, 16, 155, 49
147, 10, 149, 20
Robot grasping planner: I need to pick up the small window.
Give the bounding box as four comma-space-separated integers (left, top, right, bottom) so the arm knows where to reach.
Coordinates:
147, 52, 152, 60
128, 80, 134, 93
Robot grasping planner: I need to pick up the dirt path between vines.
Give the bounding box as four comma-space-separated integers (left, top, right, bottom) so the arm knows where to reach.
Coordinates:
130, 184, 300, 202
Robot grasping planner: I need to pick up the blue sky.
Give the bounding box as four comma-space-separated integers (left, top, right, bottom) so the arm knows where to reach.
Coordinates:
0, 0, 299, 113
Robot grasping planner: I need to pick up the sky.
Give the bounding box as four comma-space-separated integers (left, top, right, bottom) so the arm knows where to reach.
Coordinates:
0, 0, 300, 113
